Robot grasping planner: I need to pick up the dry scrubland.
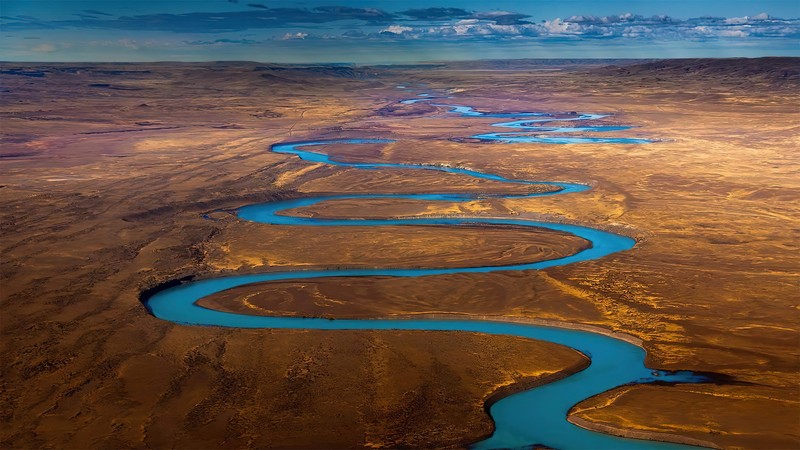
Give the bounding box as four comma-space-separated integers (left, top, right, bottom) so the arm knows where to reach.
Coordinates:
1, 59, 799, 448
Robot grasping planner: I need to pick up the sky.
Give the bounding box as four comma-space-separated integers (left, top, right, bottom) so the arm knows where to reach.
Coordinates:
2, 0, 799, 63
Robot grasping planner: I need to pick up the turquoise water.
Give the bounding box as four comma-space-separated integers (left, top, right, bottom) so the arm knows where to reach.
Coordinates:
143, 99, 708, 449
429, 104, 653, 144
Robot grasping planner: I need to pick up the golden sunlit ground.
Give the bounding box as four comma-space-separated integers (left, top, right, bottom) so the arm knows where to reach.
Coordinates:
1, 59, 798, 448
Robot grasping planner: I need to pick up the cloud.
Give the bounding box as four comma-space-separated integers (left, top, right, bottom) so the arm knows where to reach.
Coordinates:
342, 30, 365, 38
3, 7, 798, 44
186, 38, 261, 45
472, 11, 531, 25
2, 15, 40, 22
371, 13, 800, 41
399, 8, 530, 25
82, 10, 113, 17
717, 29, 750, 37
281, 32, 308, 40
401, 8, 472, 20
31, 43, 57, 52
74, 14, 105, 20
540, 18, 580, 35
725, 13, 772, 24
118, 39, 139, 49
622, 25, 655, 38
566, 13, 642, 24
381, 25, 413, 35
312, 6, 394, 22
1, 7, 397, 33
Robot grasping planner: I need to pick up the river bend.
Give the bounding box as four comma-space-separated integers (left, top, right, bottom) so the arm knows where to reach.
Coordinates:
143, 95, 709, 449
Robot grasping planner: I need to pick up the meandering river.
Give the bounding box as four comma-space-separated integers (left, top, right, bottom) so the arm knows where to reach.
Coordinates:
143, 95, 709, 449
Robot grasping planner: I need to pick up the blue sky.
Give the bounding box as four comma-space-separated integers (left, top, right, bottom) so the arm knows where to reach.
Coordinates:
2, 1, 798, 62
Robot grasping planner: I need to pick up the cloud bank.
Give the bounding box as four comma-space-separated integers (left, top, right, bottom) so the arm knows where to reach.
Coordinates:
375, 13, 800, 41
1, 4, 797, 62
3, 6, 797, 41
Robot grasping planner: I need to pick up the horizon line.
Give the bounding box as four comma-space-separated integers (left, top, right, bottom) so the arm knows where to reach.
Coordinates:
1, 56, 797, 66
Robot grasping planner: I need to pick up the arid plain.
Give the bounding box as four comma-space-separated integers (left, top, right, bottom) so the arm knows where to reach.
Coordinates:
1, 59, 798, 449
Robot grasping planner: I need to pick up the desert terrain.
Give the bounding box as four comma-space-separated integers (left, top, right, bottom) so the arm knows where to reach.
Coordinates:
1, 58, 798, 448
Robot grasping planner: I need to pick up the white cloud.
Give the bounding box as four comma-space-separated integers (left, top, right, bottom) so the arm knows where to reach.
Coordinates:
725, 13, 771, 25
725, 16, 749, 24
381, 25, 413, 35
281, 32, 308, 40
358, 13, 799, 41
541, 18, 581, 35
622, 26, 654, 38
718, 29, 750, 37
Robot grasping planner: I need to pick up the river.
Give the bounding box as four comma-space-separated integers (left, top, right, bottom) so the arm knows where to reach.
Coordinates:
143, 94, 709, 449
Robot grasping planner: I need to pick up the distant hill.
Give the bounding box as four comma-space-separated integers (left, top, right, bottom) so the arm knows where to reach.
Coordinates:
253, 64, 375, 79
593, 57, 799, 88
417, 59, 653, 70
